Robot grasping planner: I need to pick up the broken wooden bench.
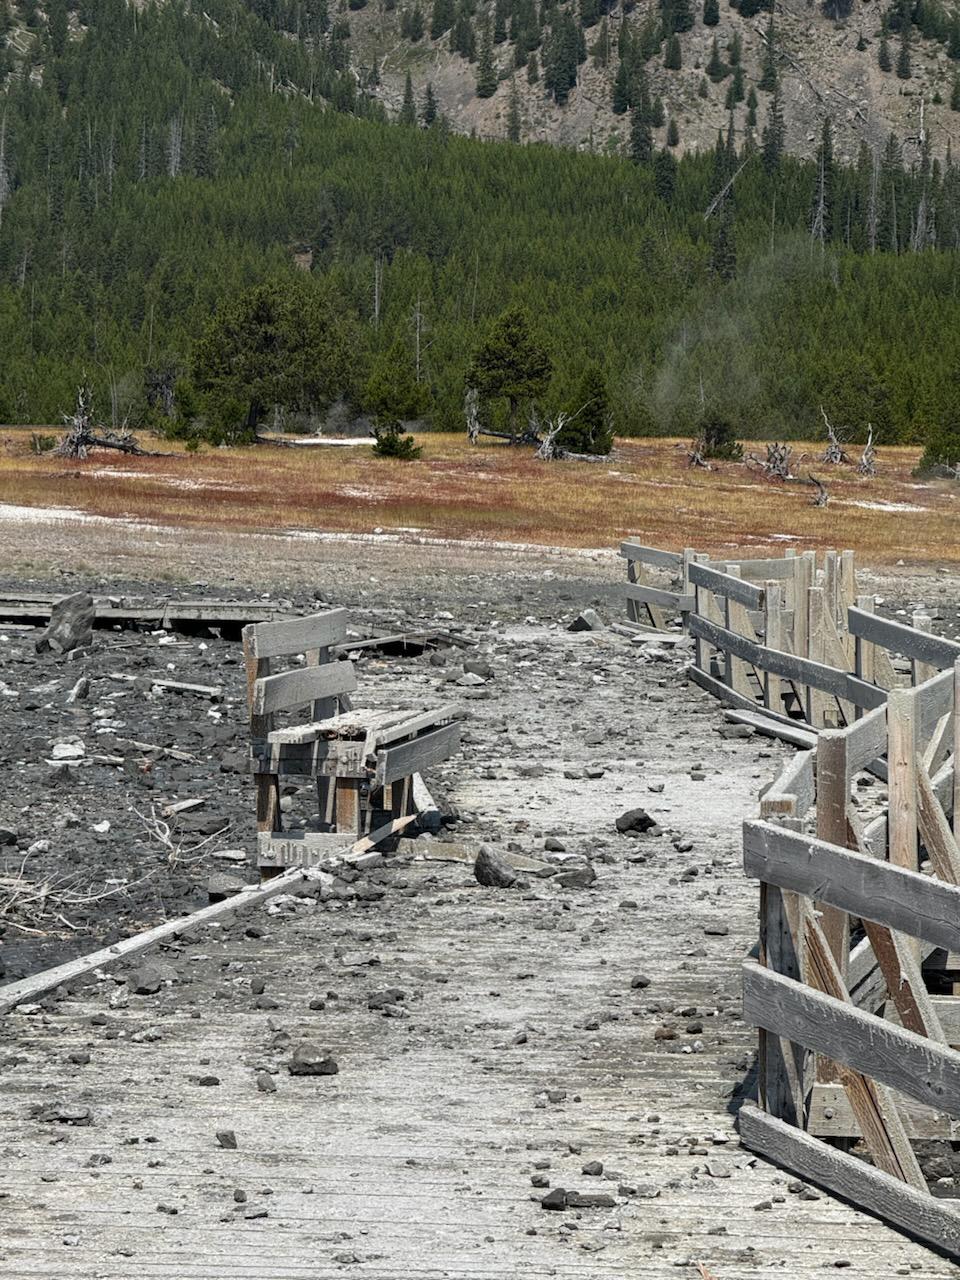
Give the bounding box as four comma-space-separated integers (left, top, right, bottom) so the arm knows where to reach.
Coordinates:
243, 608, 461, 875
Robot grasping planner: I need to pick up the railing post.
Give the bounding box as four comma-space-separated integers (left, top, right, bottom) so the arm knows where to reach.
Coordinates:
912, 610, 935, 686
854, 593, 875, 686
763, 580, 782, 713
815, 731, 850, 984
758, 794, 803, 1126
888, 686, 919, 963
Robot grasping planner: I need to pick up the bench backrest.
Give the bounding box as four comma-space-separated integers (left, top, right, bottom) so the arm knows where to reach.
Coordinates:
242, 609, 355, 738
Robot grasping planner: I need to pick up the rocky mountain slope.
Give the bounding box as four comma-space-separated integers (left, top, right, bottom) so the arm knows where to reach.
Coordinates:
346, 0, 950, 162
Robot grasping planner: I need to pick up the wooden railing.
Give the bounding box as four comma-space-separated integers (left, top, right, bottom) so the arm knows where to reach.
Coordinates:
621, 540, 960, 1255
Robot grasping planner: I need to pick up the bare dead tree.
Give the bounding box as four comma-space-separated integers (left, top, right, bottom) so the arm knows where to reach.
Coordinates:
744, 441, 799, 481
857, 424, 877, 477
819, 406, 851, 464
465, 386, 481, 443
687, 434, 711, 469
808, 473, 829, 506
55, 386, 167, 458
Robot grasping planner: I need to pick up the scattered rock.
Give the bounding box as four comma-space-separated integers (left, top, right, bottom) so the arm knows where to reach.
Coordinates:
288, 1044, 339, 1077
36, 593, 95, 655
567, 609, 603, 632
474, 845, 517, 889
615, 808, 656, 835
540, 1187, 568, 1210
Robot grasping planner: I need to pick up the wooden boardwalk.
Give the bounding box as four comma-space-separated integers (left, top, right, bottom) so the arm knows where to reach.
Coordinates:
1, 626, 957, 1278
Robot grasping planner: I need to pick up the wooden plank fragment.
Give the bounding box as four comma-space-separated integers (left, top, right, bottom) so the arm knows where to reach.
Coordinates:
375, 723, 462, 787
888, 688, 920, 964
791, 899, 925, 1188
623, 581, 694, 612
617, 541, 683, 569
738, 1102, 960, 1256
917, 757, 960, 886
242, 610, 349, 661
252, 660, 358, 716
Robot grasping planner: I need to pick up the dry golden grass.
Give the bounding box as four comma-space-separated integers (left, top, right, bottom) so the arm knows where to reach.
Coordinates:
0, 431, 955, 567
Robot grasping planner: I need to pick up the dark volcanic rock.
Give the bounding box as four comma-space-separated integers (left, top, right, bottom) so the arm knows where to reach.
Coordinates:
288, 1044, 339, 1077
36, 592, 95, 655
474, 846, 517, 888
615, 808, 656, 835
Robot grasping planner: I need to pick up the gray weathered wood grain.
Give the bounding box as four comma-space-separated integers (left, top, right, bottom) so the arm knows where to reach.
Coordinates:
252, 660, 358, 716
738, 1102, 960, 1256
243, 610, 350, 661
743, 819, 960, 954
742, 960, 960, 1116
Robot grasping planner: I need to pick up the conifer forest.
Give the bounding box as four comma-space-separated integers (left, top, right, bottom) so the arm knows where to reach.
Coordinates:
1, 0, 960, 454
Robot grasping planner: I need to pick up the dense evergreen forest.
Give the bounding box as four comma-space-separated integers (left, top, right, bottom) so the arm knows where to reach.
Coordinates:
1, 0, 959, 447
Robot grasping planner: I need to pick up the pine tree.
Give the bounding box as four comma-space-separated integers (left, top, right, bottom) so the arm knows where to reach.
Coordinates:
727, 31, 742, 65
951, 73, 960, 110
629, 106, 653, 163
728, 63, 744, 103
557, 362, 613, 454
660, 0, 694, 34
612, 57, 630, 113
758, 17, 777, 90
450, 4, 477, 59
896, 22, 911, 78
654, 147, 677, 201
664, 34, 681, 69
666, 117, 679, 146
650, 94, 665, 126
467, 305, 552, 437
430, 0, 456, 38
878, 22, 892, 71
761, 85, 785, 172
580, 0, 600, 28
746, 85, 758, 126
706, 37, 726, 82
703, 0, 720, 25
476, 21, 498, 95
400, 71, 418, 124
422, 82, 439, 125
591, 17, 611, 67
506, 77, 522, 141
949, 16, 960, 58
710, 203, 736, 279
494, 0, 509, 40
527, 51, 540, 82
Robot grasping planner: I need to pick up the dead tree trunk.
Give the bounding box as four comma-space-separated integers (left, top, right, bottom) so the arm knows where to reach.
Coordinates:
808, 473, 829, 506
819, 406, 851, 464
55, 386, 168, 458
857, 425, 877, 477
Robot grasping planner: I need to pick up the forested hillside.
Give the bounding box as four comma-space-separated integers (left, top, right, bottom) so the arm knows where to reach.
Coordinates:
0, 0, 959, 445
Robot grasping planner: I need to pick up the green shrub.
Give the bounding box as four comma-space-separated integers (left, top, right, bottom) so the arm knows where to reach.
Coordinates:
372, 419, 422, 459
698, 411, 743, 459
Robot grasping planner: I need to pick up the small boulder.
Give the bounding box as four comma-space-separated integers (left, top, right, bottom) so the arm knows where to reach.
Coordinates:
567, 609, 603, 632
615, 808, 656, 835
557, 863, 597, 889
474, 845, 517, 889
36, 593, 95, 655
288, 1044, 339, 1077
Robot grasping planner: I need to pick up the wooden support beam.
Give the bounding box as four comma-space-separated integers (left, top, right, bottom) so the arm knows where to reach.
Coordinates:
788, 899, 926, 1189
